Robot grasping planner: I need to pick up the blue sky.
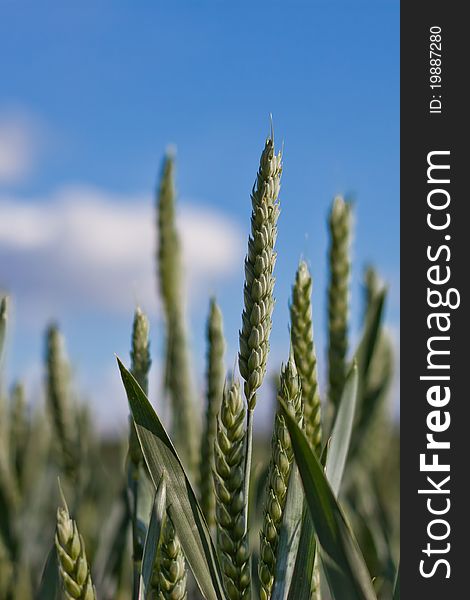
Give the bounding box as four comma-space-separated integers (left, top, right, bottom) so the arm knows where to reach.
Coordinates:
0, 1, 399, 432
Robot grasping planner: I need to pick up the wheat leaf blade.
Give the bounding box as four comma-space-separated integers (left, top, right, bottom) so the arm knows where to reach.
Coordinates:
392, 562, 400, 600
279, 398, 376, 600
271, 465, 305, 600
259, 356, 302, 600
355, 289, 386, 387
117, 358, 227, 600
350, 288, 387, 460
35, 545, 60, 600
140, 474, 167, 600
325, 362, 358, 497
285, 509, 316, 600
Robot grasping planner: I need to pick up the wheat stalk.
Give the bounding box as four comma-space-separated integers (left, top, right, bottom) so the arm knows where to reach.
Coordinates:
156, 152, 198, 472
55, 490, 96, 600
151, 515, 187, 600
237, 134, 282, 592
258, 355, 302, 600
213, 379, 250, 600
327, 196, 351, 414
199, 298, 225, 528
290, 261, 322, 455
45, 324, 77, 479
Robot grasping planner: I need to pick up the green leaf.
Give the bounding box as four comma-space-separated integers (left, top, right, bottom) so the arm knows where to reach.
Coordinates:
356, 333, 393, 452
320, 436, 330, 468
271, 465, 304, 600
128, 463, 155, 599
280, 399, 376, 600
349, 290, 387, 460
326, 362, 358, 496
355, 289, 386, 385
283, 359, 357, 600
140, 474, 167, 600
35, 545, 59, 600
392, 562, 400, 600
286, 508, 316, 600
273, 363, 358, 600
117, 358, 227, 600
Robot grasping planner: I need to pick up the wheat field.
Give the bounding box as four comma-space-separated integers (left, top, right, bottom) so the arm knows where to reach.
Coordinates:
0, 132, 399, 600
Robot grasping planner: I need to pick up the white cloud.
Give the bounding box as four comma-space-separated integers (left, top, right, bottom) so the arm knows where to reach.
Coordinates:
0, 114, 38, 183
0, 185, 244, 322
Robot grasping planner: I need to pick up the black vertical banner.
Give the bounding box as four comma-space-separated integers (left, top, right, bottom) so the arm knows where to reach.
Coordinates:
401, 3, 468, 597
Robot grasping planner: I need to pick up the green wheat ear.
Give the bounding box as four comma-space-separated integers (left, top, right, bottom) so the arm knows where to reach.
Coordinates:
327, 196, 352, 415
55, 485, 96, 600
0, 296, 7, 362
213, 379, 251, 599
156, 151, 198, 472
45, 324, 77, 480
199, 298, 225, 528
128, 306, 151, 466
152, 515, 187, 600
239, 135, 282, 410
290, 260, 322, 455
259, 354, 302, 600
157, 151, 182, 316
